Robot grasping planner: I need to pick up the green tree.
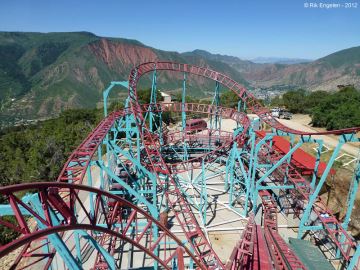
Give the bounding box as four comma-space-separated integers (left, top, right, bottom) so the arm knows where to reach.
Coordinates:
310, 87, 360, 129
220, 91, 240, 108
305, 91, 329, 113
270, 96, 284, 107
173, 92, 200, 103
270, 87, 360, 130
137, 88, 162, 104
282, 89, 307, 113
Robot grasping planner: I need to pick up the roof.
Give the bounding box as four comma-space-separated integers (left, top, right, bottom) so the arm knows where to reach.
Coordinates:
256, 131, 336, 176
186, 119, 206, 125
160, 91, 170, 97
289, 238, 335, 270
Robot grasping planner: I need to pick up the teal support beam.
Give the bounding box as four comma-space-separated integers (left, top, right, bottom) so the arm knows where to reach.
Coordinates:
225, 141, 250, 217
348, 245, 360, 270
300, 225, 324, 231
237, 100, 241, 128
77, 230, 116, 270
250, 135, 271, 192
181, 72, 188, 161
74, 231, 82, 264
298, 137, 346, 239
311, 140, 324, 188
200, 159, 208, 225
210, 81, 221, 133
256, 140, 303, 186
237, 99, 246, 113
100, 164, 158, 218
189, 246, 194, 270
104, 141, 159, 217
103, 81, 129, 117
149, 67, 157, 131
0, 204, 31, 215
158, 105, 163, 145
284, 133, 295, 184
182, 72, 186, 133
236, 151, 251, 216
342, 150, 360, 230
225, 144, 235, 191
86, 165, 95, 219
28, 195, 82, 270
97, 143, 105, 190
247, 128, 256, 189
251, 135, 303, 212
215, 80, 220, 131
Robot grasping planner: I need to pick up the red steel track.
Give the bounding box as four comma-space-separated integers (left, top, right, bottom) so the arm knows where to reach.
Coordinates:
225, 218, 273, 270
57, 111, 124, 185
127, 65, 256, 269
129, 62, 360, 268
127, 61, 360, 269
259, 190, 307, 270
142, 102, 250, 172
128, 61, 360, 136
54, 101, 250, 268
57, 102, 249, 187
1, 61, 359, 269
0, 183, 204, 270
225, 215, 256, 270
125, 110, 227, 267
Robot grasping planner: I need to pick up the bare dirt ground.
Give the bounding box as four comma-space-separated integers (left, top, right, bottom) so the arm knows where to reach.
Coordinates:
278, 114, 360, 157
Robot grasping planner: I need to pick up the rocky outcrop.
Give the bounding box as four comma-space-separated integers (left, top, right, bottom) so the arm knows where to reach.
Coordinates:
88, 38, 158, 68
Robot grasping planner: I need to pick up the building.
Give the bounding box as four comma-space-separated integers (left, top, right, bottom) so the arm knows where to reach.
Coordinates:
160, 91, 172, 103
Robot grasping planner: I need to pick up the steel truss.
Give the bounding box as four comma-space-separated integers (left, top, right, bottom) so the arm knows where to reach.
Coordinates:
0, 183, 202, 269
1, 61, 360, 270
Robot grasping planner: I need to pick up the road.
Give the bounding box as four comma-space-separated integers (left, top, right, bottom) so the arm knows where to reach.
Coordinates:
278, 114, 359, 157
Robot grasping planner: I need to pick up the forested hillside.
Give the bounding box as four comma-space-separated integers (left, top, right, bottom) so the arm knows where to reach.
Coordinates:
271, 86, 360, 130
0, 109, 102, 187
0, 88, 159, 188
1, 31, 359, 128
0, 31, 249, 126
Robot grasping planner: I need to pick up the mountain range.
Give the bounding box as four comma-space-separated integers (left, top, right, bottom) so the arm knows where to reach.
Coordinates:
250, 57, 312, 65
0, 31, 359, 125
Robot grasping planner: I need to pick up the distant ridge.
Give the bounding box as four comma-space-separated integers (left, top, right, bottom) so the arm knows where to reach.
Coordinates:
0, 31, 359, 125
189, 46, 360, 91
250, 57, 313, 65
0, 31, 248, 124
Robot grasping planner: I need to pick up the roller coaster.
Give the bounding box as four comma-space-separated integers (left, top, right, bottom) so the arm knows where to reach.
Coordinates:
1, 62, 360, 269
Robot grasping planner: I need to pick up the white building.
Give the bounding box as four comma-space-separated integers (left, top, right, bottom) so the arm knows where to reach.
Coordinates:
160, 92, 172, 103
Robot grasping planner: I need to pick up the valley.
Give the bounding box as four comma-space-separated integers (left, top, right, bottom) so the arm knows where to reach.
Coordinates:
0, 31, 359, 127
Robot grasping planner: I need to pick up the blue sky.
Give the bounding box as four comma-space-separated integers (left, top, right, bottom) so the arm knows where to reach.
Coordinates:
0, 0, 359, 59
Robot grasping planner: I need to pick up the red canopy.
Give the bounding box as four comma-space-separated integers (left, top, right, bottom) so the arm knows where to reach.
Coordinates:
256, 131, 336, 176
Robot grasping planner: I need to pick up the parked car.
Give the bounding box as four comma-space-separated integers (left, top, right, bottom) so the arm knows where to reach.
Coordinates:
282, 111, 292, 120
185, 119, 207, 133
270, 108, 281, 118
271, 107, 292, 120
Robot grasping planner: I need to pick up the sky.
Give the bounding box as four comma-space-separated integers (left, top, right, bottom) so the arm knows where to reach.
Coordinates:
0, 0, 359, 59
